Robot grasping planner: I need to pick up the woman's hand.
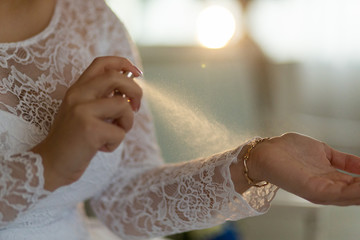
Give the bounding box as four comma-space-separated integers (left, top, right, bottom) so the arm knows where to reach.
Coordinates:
248, 133, 360, 206
32, 56, 143, 191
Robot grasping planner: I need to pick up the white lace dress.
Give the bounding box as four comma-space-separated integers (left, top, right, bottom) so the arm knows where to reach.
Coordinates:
0, 1, 278, 239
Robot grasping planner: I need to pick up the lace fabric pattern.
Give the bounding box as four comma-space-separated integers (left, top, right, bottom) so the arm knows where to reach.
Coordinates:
0, 0, 278, 239
0, 151, 47, 225
0, 0, 114, 230
0, 111, 50, 228
92, 116, 278, 239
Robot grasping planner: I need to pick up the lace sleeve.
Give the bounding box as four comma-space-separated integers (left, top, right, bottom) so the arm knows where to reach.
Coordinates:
0, 151, 49, 227
90, 99, 278, 240
90, 3, 278, 239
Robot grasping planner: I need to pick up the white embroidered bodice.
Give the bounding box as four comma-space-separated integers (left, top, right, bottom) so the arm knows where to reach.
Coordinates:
0, 1, 277, 239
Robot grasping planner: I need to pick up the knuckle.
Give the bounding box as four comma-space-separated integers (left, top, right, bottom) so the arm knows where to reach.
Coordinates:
282, 132, 293, 138
115, 104, 134, 132
109, 140, 123, 152
106, 144, 118, 152
135, 85, 143, 99
128, 121, 135, 132
106, 144, 117, 152
90, 56, 108, 71
115, 129, 126, 144
103, 129, 125, 152
116, 56, 129, 64
124, 116, 134, 132
92, 56, 105, 65
64, 88, 78, 106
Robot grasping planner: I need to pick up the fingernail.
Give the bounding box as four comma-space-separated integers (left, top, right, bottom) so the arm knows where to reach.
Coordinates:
134, 66, 143, 76
133, 105, 140, 112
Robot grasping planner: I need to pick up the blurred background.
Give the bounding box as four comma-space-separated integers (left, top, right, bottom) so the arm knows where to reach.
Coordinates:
105, 0, 360, 239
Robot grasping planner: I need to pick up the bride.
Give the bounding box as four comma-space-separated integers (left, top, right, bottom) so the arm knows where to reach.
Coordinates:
1, 0, 360, 239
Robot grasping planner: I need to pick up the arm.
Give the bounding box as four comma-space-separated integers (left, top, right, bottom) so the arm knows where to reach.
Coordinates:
0, 151, 49, 227
90, 100, 278, 239
0, 56, 142, 227
90, 4, 277, 238
90, 2, 360, 238
90, 100, 360, 240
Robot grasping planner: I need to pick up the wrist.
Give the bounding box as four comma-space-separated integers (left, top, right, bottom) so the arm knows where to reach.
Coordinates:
230, 138, 269, 194
31, 141, 70, 191
243, 138, 270, 187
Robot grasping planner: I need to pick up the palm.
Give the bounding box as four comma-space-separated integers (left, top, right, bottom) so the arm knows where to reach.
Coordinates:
260, 133, 360, 206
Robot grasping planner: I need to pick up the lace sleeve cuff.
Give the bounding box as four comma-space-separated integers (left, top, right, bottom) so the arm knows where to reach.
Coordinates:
223, 146, 279, 219
0, 151, 50, 225
229, 143, 279, 216
241, 184, 279, 214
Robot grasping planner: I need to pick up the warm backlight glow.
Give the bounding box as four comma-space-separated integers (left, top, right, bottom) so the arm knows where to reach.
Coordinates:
248, 0, 360, 62
197, 5, 236, 49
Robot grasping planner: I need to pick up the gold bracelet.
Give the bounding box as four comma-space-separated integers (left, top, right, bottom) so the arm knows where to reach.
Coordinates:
243, 138, 270, 187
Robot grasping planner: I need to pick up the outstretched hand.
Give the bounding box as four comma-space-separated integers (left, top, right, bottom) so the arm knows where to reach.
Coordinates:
249, 133, 360, 206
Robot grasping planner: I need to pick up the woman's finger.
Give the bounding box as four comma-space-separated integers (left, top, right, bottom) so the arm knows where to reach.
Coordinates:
111, 107, 135, 133
82, 70, 143, 111
79, 56, 142, 82
96, 120, 127, 152
315, 180, 360, 206
85, 97, 134, 132
302, 171, 360, 205
328, 147, 360, 174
